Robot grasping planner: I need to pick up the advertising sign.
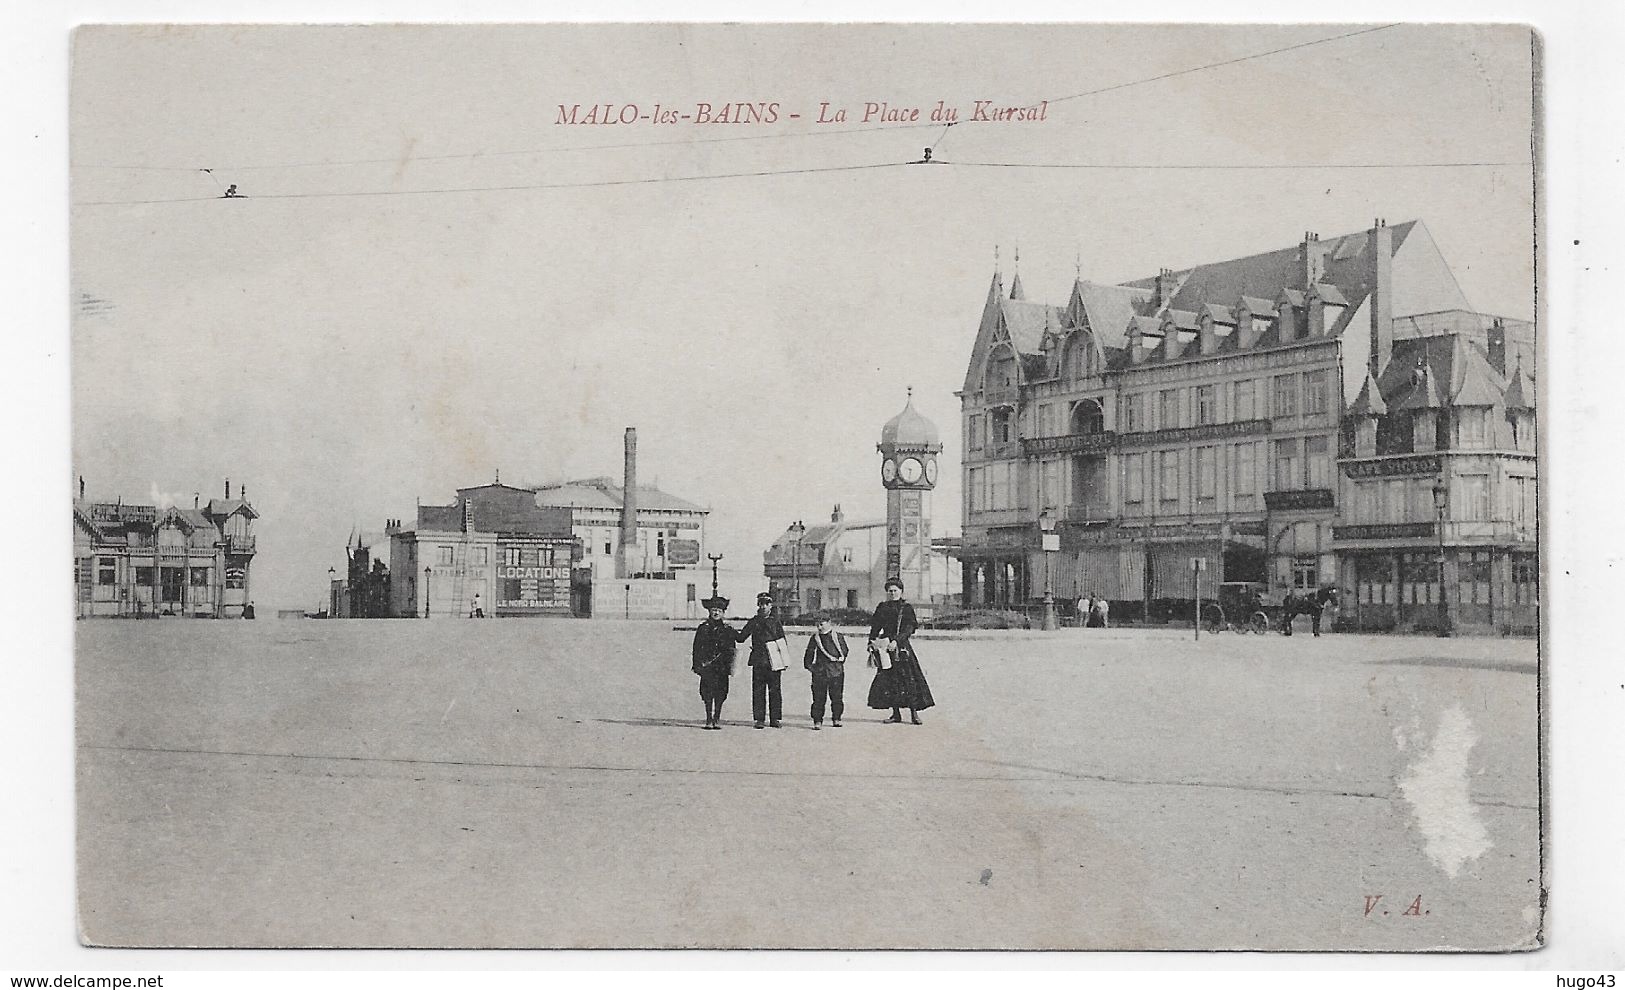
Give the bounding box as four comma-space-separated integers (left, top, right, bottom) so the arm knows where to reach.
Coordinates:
666, 539, 701, 566
495, 537, 574, 613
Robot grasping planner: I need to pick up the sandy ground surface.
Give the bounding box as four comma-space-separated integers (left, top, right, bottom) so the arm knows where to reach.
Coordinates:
75, 619, 1541, 950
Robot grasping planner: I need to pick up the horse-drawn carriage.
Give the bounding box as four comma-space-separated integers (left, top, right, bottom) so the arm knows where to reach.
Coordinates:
1202, 582, 1339, 636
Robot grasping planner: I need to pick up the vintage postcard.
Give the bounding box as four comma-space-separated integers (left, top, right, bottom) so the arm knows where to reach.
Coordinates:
70, 22, 1542, 950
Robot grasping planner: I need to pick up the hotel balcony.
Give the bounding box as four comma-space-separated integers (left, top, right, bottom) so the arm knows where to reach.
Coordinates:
224, 534, 257, 553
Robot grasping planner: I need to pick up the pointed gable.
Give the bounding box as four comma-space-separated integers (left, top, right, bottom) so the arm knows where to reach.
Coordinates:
1008, 269, 1025, 301
1347, 372, 1388, 416
1448, 336, 1508, 407
1504, 364, 1535, 410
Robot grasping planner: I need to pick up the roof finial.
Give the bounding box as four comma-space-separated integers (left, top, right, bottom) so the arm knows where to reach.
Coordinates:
907, 385, 913, 399
495, 467, 500, 484
994, 244, 1000, 272
1075, 244, 1082, 279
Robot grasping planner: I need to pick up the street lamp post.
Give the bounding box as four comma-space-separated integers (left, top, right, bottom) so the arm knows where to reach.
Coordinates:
424, 566, 432, 619
1432, 478, 1451, 637
788, 520, 806, 618
707, 553, 724, 600
1039, 509, 1059, 631
328, 566, 337, 618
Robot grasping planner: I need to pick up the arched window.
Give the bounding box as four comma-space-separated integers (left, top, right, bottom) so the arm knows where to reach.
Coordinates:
1070, 398, 1105, 435
984, 346, 1018, 391
1062, 333, 1095, 381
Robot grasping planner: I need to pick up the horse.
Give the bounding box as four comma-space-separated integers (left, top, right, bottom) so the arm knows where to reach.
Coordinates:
1279, 585, 1339, 637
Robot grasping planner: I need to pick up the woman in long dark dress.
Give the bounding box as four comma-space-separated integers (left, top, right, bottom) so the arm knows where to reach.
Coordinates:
866, 577, 935, 724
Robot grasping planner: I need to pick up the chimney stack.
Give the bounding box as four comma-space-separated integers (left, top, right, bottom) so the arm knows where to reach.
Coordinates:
831, 504, 843, 524
1487, 318, 1507, 375
1368, 219, 1393, 376
79, 476, 85, 500
617, 428, 638, 578
194, 493, 199, 509
226, 479, 231, 499
1154, 268, 1177, 309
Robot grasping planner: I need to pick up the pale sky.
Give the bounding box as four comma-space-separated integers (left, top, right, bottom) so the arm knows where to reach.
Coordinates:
69, 23, 1536, 609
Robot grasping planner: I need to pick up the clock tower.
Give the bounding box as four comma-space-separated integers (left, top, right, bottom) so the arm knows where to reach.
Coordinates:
878, 388, 943, 616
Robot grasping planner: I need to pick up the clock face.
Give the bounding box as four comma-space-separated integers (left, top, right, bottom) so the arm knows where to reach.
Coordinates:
898, 457, 925, 485
924, 457, 939, 486
881, 458, 898, 484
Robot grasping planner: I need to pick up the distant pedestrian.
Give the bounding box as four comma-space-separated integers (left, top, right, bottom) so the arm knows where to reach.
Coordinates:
736, 592, 791, 728
691, 596, 737, 729
1091, 595, 1110, 629
866, 577, 935, 724
242, 601, 256, 620
802, 616, 849, 729
1078, 593, 1093, 628
470, 592, 485, 618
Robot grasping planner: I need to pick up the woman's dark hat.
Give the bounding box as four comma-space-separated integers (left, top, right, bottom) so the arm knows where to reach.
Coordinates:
702, 596, 730, 611
884, 576, 904, 591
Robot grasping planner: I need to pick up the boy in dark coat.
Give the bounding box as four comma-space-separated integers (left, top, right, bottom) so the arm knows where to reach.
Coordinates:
802, 617, 849, 729
691, 596, 736, 729
736, 592, 788, 728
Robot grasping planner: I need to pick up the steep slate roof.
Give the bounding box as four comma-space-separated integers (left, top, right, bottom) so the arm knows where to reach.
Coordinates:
1347, 372, 1388, 417
1448, 337, 1508, 407
999, 298, 1065, 355
1120, 223, 1416, 318
1066, 280, 1151, 350
1504, 364, 1535, 410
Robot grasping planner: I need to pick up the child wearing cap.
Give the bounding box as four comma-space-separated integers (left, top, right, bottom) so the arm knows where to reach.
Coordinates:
802, 617, 849, 729
735, 592, 790, 728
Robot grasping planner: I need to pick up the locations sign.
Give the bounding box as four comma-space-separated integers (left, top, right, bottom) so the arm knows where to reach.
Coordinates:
496, 537, 574, 613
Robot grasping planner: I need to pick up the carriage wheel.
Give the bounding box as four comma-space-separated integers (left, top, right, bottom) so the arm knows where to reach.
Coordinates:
1202, 604, 1226, 634
1248, 611, 1270, 635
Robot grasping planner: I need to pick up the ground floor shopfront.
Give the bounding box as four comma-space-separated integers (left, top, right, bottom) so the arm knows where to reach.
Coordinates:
958, 517, 1542, 634
1335, 538, 1538, 635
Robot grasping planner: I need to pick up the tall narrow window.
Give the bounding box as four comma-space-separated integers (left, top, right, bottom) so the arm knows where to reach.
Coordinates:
1160, 451, 1180, 503
1273, 439, 1301, 490
1196, 446, 1218, 500
1159, 390, 1181, 430
1304, 370, 1329, 415
1196, 385, 1217, 425
1124, 454, 1145, 504
1305, 436, 1332, 489
967, 414, 983, 451
1234, 379, 1256, 421
1273, 374, 1299, 417
1233, 442, 1258, 508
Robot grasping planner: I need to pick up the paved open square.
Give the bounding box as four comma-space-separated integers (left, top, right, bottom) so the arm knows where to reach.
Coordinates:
76, 620, 1540, 950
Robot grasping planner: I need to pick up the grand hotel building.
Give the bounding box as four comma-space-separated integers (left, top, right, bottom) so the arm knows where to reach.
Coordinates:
957, 220, 1537, 634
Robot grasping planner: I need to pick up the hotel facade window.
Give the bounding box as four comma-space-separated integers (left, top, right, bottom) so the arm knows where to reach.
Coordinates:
1305, 436, 1333, 489
1159, 389, 1181, 430
1273, 374, 1299, 417
1195, 446, 1218, 501
1234, 379, 1256, 420
1273, 438, 1301, 490
1121, 393, 1143, 432
1233, 441, 1260, 508
1196, 384, 1217, 425
1159, 451, 1180, 504
1304, 370, 1329, 416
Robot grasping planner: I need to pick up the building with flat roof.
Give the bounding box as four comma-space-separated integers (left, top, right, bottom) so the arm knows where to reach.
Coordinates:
957, 220, 1536, 634
73, 478, 259, 618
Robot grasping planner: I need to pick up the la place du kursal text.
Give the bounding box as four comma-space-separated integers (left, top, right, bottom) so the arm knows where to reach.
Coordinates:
554, 100, 1048, 126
